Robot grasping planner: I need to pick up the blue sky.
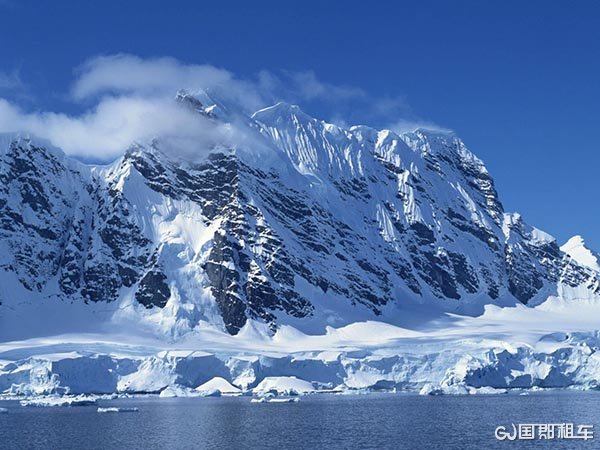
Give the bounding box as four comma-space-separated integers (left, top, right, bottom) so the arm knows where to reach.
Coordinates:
0, 0, 599, 249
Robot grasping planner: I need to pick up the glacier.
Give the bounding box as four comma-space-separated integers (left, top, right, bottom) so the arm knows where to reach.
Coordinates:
1, 90, 600, 397
3, 298, 600, 397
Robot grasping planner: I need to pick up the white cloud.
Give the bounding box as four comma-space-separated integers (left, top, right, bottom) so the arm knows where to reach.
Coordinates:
0, 55, 272, 159
72, 54, 266, 112
0, 53, 446, 160
284, 70, 366, 102
386, 118, 451, 135
0, 96, 240, 159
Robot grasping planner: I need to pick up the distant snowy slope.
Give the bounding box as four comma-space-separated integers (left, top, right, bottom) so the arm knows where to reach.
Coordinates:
561, 235, 600, 272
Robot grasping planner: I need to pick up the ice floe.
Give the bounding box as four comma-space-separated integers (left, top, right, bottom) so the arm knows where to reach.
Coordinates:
251, 397, 299, 403
20, 395, 97, 407
97, 407, 139, 413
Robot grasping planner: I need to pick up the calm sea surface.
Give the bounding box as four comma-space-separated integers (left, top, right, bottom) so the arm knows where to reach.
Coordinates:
0, 392, 598, 449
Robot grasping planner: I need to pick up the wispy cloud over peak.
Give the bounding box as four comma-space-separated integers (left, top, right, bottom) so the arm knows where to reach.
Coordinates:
0, 53, 446, 160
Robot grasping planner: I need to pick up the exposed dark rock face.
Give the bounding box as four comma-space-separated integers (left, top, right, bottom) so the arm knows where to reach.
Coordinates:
135, 270, 171, 308
0, 141, 77, 292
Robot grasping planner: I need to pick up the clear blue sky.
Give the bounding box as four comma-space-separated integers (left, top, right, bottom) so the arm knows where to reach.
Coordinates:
1, 0, 599, 249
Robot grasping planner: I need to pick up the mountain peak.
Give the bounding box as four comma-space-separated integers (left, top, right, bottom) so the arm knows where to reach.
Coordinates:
561, 235, 600, 272
252, 102, 312, 123
412, 127, 456, 138
175, 88, 229, 119
0, 132, 57, 155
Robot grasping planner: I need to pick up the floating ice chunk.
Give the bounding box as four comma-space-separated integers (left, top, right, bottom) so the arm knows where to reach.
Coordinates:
250, 397, 299, 403
97, 407, 139, 413
195, 377, 241, 396
419, 384, 443, 396
20, 395, 97, 407
469, 386, 507, 395
159, 385, 199, 398
159, 384, 224, 398
440, 384, 469, 395
267, 397, 299, 403
0, 407, 7, 414
196, 388, 221, 397
158, 388, 178, 398
253, 376, 315, 396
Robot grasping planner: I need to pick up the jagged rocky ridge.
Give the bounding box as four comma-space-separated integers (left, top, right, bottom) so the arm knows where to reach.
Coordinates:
1, 93, 599, 336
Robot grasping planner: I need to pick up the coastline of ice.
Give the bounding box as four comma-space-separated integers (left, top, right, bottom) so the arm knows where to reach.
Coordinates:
2, 334, 600, 399
3, 308, 600, 400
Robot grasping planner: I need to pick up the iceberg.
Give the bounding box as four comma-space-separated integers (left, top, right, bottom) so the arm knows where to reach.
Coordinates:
20, 395, 97, 407
265, 397, 300, 403
250, 397, 299, 403
195, 377, 241, 396
197, 389, 221, 398
253, 376, 316, 396
97, 407, 139, 413
159, 385, 199, 398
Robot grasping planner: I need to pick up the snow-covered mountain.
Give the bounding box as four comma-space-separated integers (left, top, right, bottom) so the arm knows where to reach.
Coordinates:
1, 91, 599, 340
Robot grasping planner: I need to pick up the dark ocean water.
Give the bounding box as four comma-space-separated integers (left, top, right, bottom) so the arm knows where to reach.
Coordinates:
0, 392, 598, 449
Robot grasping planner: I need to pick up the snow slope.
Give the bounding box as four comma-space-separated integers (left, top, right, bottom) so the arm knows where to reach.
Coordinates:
561, 235, 600, 272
